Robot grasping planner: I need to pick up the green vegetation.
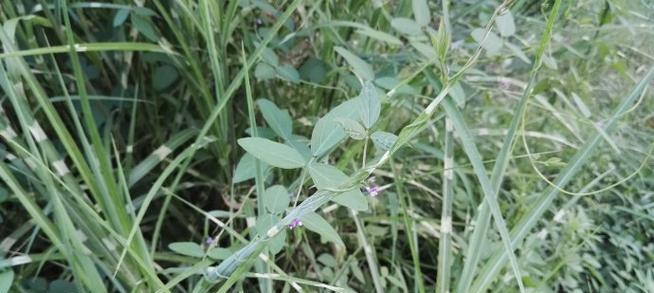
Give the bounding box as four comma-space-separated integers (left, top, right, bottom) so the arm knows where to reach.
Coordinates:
1, 0, 653, 292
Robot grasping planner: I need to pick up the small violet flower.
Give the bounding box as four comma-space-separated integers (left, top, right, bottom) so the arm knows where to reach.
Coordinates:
364, 185, 381, 197
363, 176, 382, 197
288, 218, 303, 229
205, 236, 215, 247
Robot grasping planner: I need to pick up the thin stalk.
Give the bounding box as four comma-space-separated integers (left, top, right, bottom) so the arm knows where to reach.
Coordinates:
436, 119, 454, 293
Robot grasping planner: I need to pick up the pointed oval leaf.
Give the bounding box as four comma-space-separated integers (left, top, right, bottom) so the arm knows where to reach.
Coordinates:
238, 137, 306, 169
471, 28, 503, 54
411, 41, 437, 59
412, 0, 431, 26
261, 47, 279, 66
357, 81, 381, 129
208, 247, 232, 260
371, 131, 398, 151
308, 162, 368, 211
0, 269, 13, 293
257, 99, 293, 139
256, 213, 280, 236
113, 9, 129, 27
269, 230, 286, 255
505, 42, 531, 64
308, 162, 348, 189
233, 153, 263, 183
276, 64, 300, 83
169, 242, 204, 258
334, 117, 367, 140
325, 98, 360, 120
310, 117, 346, 158
255, 62, 276, 80
302, 212, 345, 247
496, 11, 516, 37
332, 190, 368, 211
286, 137, 312, 161
391, 18, 423, 36
262, 185, 290, 214
334, 46, 374, 81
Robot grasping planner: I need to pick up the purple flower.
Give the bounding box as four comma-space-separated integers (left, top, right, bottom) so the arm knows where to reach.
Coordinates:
365, 185, 381, 197
499, 78, 510, 90
205, 236, 215, 246
288, 218, 303, 229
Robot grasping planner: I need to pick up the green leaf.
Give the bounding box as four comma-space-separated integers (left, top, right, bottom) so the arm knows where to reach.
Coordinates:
276, 64, 300, 83
505, 42, 531, 64
113, 9, 129, 27
286, 137, 312, 160
412, 0, 431, 26
450, 82, 466, 108
355, 29, 402, 45
411, 41, 437, 59
542, 54, 558, 70
208, 247, 232, 260
571, 92, 592, 118
302, 212, 345, 247
357, 81, 381, 129
334, 117, 367, 140
334, 46, 374, 81
152, 65, 178, 91
310, 117, 346, 158
308, 162, 368, 211
238, 137, 306, 169
233, 153, 268, 183
48, 280, 77, 293
262, 185, 290, 214
254, 213, 286, 255
255, 63, 276, 80
495, 11, 516, 37
260, 47, 279, 66
325, 98, 360, 120
298, 57, 328, 83
268, 229, 286, 255
131, 14, 158, 42
471, 28, 503, 54
256, 213, 280, 236
257, 99, 293, 139
0, 270, 13, 293
391, 18, 423, 36
371, 131, 398, 151
168, 242, 204, 258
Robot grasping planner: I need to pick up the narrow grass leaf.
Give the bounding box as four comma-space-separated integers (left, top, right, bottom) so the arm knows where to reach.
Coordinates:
355, 29, 402, 45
